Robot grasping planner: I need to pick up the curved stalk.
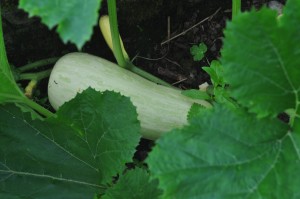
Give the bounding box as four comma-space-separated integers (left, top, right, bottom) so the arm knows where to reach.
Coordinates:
106, 0, 173, 88
107, 0, 127, 68
0, 6, 54, 118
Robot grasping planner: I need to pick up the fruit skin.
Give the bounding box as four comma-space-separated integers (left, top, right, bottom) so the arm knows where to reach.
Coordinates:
48, 53, 211, 139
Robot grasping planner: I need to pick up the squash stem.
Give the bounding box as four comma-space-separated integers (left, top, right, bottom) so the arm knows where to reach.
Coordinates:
129, 63, 175, 88
0, 6, 13, 78
0, 7, 54, 118
18, 57, 59, 72
23, 97, 55, 118
107, 0, 127, 68
107, 0, 174, 88
232, 0, 241, 19
19, 69, 52, 81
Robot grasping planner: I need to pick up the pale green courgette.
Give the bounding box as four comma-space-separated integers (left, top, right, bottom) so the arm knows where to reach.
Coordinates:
48, 53, 211, 139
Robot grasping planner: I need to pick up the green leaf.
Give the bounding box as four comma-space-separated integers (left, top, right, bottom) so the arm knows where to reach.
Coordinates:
187, 103, 206, 121
0, 105, 101, 199
211, 60, 223, 78
181, 89, 210, 100
147, 104, 300, 199
102, 168, 162, 199
203, 60, 224, 87
190, 43, 207, 61
19, 0, 102, 49
0, 89, 140, 198
0, 9, 24, 103
202, 66, 217, 84
221, 1, 300, 119
213, 87, 238, 108
55, 88, 141, 183
0, 72, 24, 104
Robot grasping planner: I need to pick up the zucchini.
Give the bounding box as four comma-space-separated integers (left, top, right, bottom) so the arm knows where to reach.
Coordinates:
48, 53, 211, 139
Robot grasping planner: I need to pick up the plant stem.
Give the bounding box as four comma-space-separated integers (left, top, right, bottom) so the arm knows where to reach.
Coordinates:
232, 0, 241, 19
0, 7, 13, 78
19, 69, 52, 81
107, 0, 127, 68
23, 97, 55, 118
18, 57, 59, 72
128, 63, 174, 88
0, 7, 54, 118
0, 7, 28, 100
106, 0, 174, 88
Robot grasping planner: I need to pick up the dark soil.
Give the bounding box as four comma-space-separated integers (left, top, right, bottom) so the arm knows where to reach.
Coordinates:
1, 0, 286, 162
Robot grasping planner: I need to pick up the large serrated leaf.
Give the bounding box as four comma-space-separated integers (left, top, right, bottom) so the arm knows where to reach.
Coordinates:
19, 0, 102, 49
221, 0, 300, 120
147, 105, 300, 199
55, 88, 141, 183
0, 89, 140, 198
0, 105, 101, 199
102, 168, 162, 199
